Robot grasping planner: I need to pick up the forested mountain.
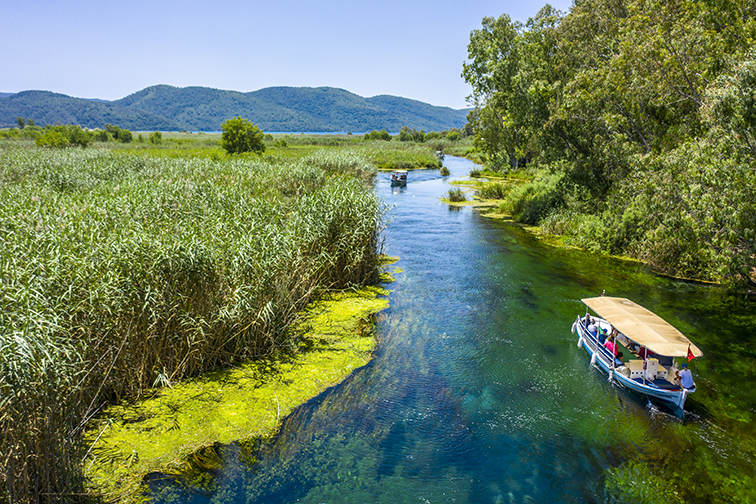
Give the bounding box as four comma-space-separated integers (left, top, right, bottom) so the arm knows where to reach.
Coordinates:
0, 85, 468, 132
464, 0, 756, 288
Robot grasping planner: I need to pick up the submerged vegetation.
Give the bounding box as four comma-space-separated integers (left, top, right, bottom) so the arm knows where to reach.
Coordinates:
0, 139, 398, 502
84, 285, 390, 501
463, 0, 756, 288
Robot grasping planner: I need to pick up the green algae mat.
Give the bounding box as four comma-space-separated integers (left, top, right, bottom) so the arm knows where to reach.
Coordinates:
83, 286, 389, 502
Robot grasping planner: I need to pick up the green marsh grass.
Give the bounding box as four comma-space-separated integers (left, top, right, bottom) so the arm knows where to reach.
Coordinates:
0, 144, 384, 503
446, 187, 467, 202
358, 143, 442, 170
477, 181, 508, 200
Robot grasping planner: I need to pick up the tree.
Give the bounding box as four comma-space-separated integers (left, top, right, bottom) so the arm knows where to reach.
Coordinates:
34, 125, 92, 148
221, 116, 266, 154
119, 129, 133, 143
16, 117, 25, 129
104, 123, 133, 143
398, 126, 426, 142
462, 14, 524, 170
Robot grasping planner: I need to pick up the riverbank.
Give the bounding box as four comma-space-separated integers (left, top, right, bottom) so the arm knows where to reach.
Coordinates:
445, 169, 727, 287
83, 282, 392, 502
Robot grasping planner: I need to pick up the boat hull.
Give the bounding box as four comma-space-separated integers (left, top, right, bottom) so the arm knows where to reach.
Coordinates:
572, 317, 691, 412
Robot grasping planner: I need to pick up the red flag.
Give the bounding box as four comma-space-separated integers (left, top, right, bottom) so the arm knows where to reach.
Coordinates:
687, 345, 696, 361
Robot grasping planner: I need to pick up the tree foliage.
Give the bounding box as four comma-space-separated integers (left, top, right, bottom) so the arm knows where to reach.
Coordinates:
35, 125, 92, 148
364, 129, 392, 141
464, 0, 756, 287
398, 126, 426, 142
104, 123, 133, 143
149, 131, 163, 144
221, 116, 266, 154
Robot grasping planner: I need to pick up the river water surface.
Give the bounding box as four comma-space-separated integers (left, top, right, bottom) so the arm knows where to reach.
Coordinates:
151, 156, 756, 503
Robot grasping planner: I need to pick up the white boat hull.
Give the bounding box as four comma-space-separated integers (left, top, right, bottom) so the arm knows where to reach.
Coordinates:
573, 316, 692, 412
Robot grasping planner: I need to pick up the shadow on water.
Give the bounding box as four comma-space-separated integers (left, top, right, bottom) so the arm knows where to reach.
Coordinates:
149, 157, 756, 504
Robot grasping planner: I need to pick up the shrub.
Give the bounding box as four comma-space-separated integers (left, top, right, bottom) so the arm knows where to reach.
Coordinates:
35, 130, 70, 148
478, 181, 508, 199
34, 125, 92, 148
502, 172, 564, 224
0, 128, 22, 139
149, 131, 163, 144
398, 126, 426, 142
119, 129, 133, 143
221, 116, 266, 154
440, 166, 450, 176
104, 123, 133, 143
447, 187, 467, 202
364, 130, 392, 141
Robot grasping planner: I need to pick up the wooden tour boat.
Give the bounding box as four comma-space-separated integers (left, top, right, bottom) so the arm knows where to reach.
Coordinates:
572, 296, 702, 413
390, 170, 408, 187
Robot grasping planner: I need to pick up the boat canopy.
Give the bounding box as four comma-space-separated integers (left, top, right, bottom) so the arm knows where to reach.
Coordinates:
582, 296, 703, 358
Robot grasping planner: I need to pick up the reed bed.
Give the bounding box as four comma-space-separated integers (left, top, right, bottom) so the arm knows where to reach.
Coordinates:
356, 144, 442, 170
477, 181, 509, 200
0, 145, 384, 503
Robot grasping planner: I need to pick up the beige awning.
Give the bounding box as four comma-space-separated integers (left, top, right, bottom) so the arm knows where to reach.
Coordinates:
582, 296, 703, 358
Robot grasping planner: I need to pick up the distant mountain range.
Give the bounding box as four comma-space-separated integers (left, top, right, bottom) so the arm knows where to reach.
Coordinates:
0, 85, 469, 132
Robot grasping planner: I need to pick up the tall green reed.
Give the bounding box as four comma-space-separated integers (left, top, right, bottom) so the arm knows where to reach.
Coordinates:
0, 145, 384, 503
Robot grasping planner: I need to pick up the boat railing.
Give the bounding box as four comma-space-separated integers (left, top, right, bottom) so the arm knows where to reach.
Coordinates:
576, 318, 624, 368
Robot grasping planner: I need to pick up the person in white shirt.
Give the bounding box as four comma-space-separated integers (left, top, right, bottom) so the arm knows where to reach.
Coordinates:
676, 363, 695, 389
586, 317, 597, 337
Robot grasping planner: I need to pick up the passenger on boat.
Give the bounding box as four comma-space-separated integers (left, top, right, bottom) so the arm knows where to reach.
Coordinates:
604, 335, 623, 359
598, 328, 608, 345
675, 363, 695, 389
586, 317, 598, 337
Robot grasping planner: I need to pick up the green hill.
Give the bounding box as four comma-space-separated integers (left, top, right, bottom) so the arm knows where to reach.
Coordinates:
0, 85, 469, 132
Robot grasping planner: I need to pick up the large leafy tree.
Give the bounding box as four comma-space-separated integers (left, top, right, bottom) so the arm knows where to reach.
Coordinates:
221, 116, 266, 154
463, 7, 566, 171
464, 0, 756, 285
462, 14, 523, 170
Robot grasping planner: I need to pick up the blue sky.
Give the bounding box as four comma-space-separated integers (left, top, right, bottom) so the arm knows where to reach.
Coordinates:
1, 0, 573, 109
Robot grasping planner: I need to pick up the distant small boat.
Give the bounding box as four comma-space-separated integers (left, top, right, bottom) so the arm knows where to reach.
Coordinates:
435, 150, 445, 161
390, 170, 407, 187
571, 296, 702, 413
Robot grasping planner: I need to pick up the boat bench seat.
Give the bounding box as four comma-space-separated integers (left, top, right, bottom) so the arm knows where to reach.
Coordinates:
627, 359, 665, 380
626, 360, 646, 380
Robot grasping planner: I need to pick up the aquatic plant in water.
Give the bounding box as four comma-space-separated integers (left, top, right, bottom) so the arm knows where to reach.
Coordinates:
83, 286, 389, 501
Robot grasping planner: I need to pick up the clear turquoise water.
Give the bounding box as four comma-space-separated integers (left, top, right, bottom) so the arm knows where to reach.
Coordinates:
149, 157, 756, 504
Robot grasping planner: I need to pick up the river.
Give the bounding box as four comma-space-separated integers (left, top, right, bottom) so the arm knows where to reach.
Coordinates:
149, 156, 756, 503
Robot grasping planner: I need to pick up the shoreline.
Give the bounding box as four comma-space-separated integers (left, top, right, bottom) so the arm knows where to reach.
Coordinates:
442, 169, 724, 288
83, 280, 394, 502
